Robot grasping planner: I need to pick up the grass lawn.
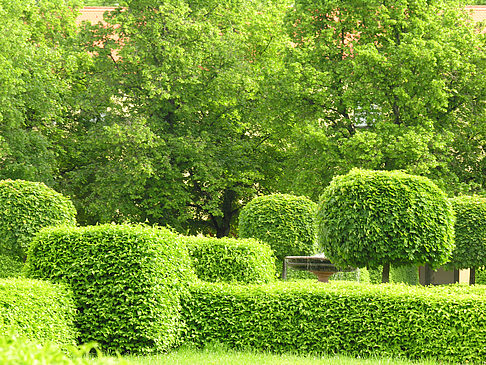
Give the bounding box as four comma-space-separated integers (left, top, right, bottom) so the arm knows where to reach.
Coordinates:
118, 345, 439, 365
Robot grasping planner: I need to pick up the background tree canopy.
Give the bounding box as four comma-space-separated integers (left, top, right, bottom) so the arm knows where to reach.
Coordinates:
1, 0, 485, 237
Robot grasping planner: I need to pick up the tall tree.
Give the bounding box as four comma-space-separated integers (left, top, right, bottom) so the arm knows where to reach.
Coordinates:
0, 0, 81, 185
63, 0, 291, 235
277, 0, 486, 200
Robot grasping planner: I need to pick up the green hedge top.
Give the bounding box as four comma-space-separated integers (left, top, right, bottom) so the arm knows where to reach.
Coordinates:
0, 278, 78, 348
183, 235, 276, 284
182, 281, 486, 363
238, 194, 318, 262
448, 196, 486, 270
0, 179, 76, 260
317, 169, 455, 270
24, 224, 196, 354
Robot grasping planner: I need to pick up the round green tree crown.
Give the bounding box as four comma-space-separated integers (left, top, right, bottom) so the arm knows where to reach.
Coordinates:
448, 196, 486, 270
316, 169, 455, 269
0, 179, 76, 260
238, 193, 317, 262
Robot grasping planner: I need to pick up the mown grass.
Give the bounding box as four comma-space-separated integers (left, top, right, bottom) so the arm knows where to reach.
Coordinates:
121, 344, 439, 365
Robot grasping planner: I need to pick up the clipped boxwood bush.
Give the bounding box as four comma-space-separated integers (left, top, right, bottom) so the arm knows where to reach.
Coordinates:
184, 236, 276, 284
0, 179, 76, 275
447, 196, 486, 283
0, 278, 78, 348
24, 224, 195, 355
239, 194, 318, 267
181, 281, 486, 363
317, 169, 454, 282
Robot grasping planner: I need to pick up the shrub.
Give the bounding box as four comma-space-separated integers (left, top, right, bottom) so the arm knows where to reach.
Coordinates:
317, 169, 454, 282
0, 254, 24, 279
181, 281, 486, 362
239, 194, 318, 266
0, 336, 126, 365
447, 196, 486, 283
184, 236, 276, 284
0, 179, 76, 264
24, 224, 195, 354
0, 278, 78, 348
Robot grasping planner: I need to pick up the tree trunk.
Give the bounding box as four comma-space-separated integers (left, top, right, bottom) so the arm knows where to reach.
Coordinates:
470, 267, 476, 285
214, 189, 237, 238
424, 264, 433, 286
382, 262, 390, 283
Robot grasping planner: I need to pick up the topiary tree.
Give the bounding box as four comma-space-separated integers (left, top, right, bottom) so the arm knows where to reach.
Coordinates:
317, 169, 455, 283
238, 193, 318, 274
447, 196, 486, 285
0, 179, 76, 275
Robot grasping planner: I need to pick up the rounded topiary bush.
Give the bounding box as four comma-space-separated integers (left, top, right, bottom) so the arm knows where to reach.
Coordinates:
238, 194, 318, 266
24, 224, 196, 355
184, 236, 276, 284
0, 179, 76, 264
317, 169, 455, 282
447, 196, 486, 283
448, 196, 486, 269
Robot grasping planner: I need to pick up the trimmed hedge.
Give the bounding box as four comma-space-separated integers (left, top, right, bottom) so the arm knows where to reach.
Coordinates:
447, 196, 486, 270
239, 194, 318, 264
0, 336, 124, 365
0, 278, 78, 348
0, 179, 76, 264
181, 281, 486, 362
183, 236, 276, 284
317, 169, 455, 272
24, 224, 195, 354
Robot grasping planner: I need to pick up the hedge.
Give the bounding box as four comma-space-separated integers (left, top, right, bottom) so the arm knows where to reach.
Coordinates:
317, 169, 455, 280
0, 336, 124, 365
368, 265, 419, 285
24, 224, 195, 354
448, 196, 486, 271
0, 278, 78, 348
239, 194, 318, 268
0, 179, 76, 275
181, 281, 486, 363
183, 236, 276, 284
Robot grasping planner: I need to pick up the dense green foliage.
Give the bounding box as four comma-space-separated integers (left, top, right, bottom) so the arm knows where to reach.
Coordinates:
239, 194, 318, 264
447, 196, 486, 270
0, 336, 128, 365
184, 236, 276, 284
0, 0, 83, 184
24, 224, 195, 354
63, 0, 290, 236
181, 281, 486, 362
277, 0, 486, 201
0, 255, 24, 279
317, 170, 455, 281
0, 179, 76, 264
0, 278, 78, 348
0, 0, 485, 237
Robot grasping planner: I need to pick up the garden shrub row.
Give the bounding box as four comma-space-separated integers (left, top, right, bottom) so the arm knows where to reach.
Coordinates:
24, 224, 196, 354
181, 281, 486, 363
0, 278, 78, 348
183, 236, 276, 284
